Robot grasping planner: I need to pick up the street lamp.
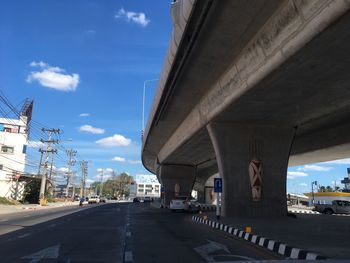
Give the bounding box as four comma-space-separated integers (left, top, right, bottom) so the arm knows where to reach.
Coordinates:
311, 181, 317, 205
142, 79, 159, 137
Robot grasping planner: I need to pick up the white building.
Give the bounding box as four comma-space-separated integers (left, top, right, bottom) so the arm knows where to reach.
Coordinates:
0, 100, 33, 200
129, 174, 161, 199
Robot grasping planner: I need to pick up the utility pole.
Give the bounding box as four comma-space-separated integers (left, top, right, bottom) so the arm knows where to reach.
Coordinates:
65, 149, 77, 199
99, 169, 104, 196
80, 161, 88, 197
39, 128, 60, 204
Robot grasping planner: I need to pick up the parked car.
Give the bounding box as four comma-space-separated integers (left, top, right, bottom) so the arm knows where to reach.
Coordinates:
133, 197, 140, 203
170, 196, 190, 211
313, 200, 350, 214
184, 199, 201, 212
143, 197, 152, 203
99, 197, 107, 203
88, 195, 100, 204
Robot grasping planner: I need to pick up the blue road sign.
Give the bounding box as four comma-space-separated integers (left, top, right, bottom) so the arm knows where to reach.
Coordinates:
214, 178, 222, 193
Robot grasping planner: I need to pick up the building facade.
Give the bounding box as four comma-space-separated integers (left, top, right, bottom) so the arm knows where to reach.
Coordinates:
0, 100, 33, 200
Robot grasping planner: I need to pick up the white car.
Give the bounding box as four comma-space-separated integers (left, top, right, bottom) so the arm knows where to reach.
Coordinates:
88, 195, 100, 204
170, 196, 189, 211
170, 196, 201, 212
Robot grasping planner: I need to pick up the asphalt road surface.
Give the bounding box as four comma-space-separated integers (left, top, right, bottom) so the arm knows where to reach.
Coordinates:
0, 203, 282, 262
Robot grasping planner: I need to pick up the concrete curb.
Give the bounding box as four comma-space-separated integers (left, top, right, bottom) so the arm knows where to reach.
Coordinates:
191, 215, 327, 260
288, 210, 319, 214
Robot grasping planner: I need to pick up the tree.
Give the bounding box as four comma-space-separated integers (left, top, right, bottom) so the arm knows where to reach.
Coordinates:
22, 178, 41, 204
89, 172, 134, 198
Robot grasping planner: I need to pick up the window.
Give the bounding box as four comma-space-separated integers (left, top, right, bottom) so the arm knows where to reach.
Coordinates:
138, 189, 143, 193
4, 127, 11, 132
1, 146, 14, 153
0, 164, 3, 170
22, 145, 27, 154
139, 184, 144, 188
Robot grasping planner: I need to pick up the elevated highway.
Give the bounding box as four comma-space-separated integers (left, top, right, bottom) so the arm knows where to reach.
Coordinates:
142, 0, 350, 217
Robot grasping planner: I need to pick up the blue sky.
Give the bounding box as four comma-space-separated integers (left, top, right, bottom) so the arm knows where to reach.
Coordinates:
1, 1, 349, 192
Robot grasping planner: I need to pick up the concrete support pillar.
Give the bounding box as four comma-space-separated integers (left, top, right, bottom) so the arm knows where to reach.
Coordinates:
207, 123, 295, 217
159, 164, 196, 206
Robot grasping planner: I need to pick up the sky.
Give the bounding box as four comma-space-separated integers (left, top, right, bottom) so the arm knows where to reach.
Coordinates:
0, 1, 349, 193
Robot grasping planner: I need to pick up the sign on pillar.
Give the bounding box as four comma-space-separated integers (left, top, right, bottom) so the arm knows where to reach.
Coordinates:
214, 178, 222, 220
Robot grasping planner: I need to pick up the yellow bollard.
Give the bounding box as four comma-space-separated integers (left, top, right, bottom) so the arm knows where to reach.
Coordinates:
245, 226, 252, 233
203, 215, 208, 220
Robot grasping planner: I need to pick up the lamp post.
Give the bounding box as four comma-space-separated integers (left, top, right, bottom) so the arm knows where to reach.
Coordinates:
142, 79, 158, 137
311, 180, 317, 206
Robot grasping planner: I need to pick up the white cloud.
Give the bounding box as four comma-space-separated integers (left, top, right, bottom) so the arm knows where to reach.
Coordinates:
287, 171, 308, 179
95, 134, 131, 147
79, 113, 90, 117
79, 125, 105, 135
129, 160, 142, 164
97, 168, 114, 173
323, 158, 350, 165
115, 8, 150, 27
299, 183, 308, 187
298, 165, 332, 172
28, 140, 46, 148
112, 156, 126, 162
26, 61, 80, 91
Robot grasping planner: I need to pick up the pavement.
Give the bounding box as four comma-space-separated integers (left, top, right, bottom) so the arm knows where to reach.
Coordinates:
195, 211, 350, 260
0, 201, 80, 214
0, 202, 286, 262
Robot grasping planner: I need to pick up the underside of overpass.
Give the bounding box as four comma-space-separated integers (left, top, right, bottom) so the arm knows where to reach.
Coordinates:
142, 0, 350, 217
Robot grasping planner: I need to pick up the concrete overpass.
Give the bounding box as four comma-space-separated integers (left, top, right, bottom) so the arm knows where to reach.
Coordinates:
141, 0, 350, 217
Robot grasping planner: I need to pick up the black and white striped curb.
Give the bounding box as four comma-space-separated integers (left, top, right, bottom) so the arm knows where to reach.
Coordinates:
288, 210, 320, 214
200, 205, 216, 211
191, 216, 327, 260
289, 210, 350, 216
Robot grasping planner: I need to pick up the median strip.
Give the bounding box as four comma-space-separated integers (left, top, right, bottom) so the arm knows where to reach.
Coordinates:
191, 215, 327, 260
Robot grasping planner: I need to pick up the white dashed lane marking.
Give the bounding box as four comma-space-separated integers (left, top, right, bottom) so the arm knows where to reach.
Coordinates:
0, 219, 9, 222
126, 231, 131, 237
18, 233, 31, 239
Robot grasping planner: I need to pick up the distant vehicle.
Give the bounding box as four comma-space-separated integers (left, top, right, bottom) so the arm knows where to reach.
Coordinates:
88, 196, 100, 204
314, 200, 350, 214
99, 197, 107, 203
184, 199, 201, 212
170, 196, 190, 212
143, 197, 152, 203
133, 197, 140, 203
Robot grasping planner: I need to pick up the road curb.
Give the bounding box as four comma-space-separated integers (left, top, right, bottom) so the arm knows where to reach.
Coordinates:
191, 215, 327, 260
288, 210, 319, 214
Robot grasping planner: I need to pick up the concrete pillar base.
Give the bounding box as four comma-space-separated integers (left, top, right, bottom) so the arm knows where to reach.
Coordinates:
159, 164, 196, 206
207, 123, 295, 218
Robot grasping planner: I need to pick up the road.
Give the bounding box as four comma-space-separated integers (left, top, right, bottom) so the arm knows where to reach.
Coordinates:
0, 202, 282, 262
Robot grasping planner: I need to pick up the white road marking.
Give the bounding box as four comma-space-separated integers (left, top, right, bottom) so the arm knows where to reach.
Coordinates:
124, 251, 133, 262
126, 223, 130, 226
48, 223, 56, 228
194, 240, 230, 262
0, 219, 9, 222
126, 231, 131, 237
24, 215, 31, 218
22, 245, 60, 263
18, 233, 31, 239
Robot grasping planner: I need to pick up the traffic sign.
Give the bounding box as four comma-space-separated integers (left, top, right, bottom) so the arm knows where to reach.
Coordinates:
214, 178, 222, 193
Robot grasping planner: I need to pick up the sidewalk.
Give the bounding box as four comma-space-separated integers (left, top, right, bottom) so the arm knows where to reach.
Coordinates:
194, 212, 350, 259
0, 201, 79, 215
